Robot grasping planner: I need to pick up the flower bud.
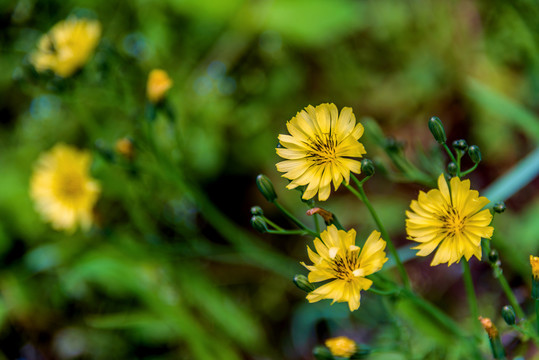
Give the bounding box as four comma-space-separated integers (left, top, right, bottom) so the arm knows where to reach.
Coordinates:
115, 137, 135, 160
250, 216, 268, 233
493, 202, 506, 214
501, 305, 516, 325
452, 139, 468, 152
293, 274, 315, 292
468, 145, 482, 163
361, 159, 375, 177
385, 137, 404, 153
313, 346, 333, 360
479, 316, 498, 338
428, 116, 446, 144
256, 174, 277, 202
250, 206, 264, 216
488, 249, 499, 263
446, 162, 458, 176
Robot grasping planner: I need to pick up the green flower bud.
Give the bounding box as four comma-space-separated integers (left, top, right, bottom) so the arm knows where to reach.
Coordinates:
256, 174, 277, 202
447, 162, 458, 176
250, 206, 264, 216
468, 145, 482, 163
493, 202, 506, 214
488, 249, 499, 263
293, 274, 315, 293
428, 116, 447, 144
501, 305, 516, 325
385, 137, 404, 153
250, 216, 268, 233
452, 139, 468, 152
361, 159, 375, 177
313, 346, 334, 360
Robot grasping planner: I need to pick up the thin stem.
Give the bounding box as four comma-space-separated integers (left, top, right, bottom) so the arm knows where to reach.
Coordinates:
443, 143, 458, 164
345, 176, 411, 290
313, 213, 321, 233
368, 287, 400, 296
497, 272, 526, 319
267, 229, 314, 236
273, 201, 318, 236
456, 151, 463, 177
461, 163, 479, 177
262, 217, 284, 231
462, 261, 481, 337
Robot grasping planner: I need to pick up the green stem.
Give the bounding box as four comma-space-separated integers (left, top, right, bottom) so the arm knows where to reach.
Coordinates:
267, 229, 314, 236
313, 213, 321, 233
456, 151, 463, 177
461, 163, 479, 177
345, 177, 411, 290
462, 261, 480, 337
497, 272, 526, 319
443, 143, 458, 164
368, 287, 400, 296
273, 201, 318, 236
262, 217, 284, 231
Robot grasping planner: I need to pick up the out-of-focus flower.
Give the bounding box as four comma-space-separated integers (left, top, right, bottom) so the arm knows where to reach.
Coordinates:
276, 103, 366, 201
31, 17, 101, 78
325, 336, 357, 358
302, 225, 387, 311
115, 137, 134, 160
406, 174, 493, 266
530, 255, 539, 280
30, 144, 100, 232
147, 69, 173, 103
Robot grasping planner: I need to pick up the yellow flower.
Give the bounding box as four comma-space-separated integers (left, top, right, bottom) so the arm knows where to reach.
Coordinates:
276, 103, 366, 201
147, 69, 173, 103
406, 174, 494, 266
31, 17, 101, 78
30, 144, 101, 232
325, 336, 357, 358
302, 225, 388, 311
530, 255, 539, 279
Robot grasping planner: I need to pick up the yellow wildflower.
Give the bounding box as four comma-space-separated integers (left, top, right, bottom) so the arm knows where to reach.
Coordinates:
31, 17, 101, 78
406, 174, 494, 266
147, 69, 173, 103
276, 103, 366, 201
30, 144, 101, 232
302, 225, 388, 311
325, 336, 357, 358
530, 255, 539, 279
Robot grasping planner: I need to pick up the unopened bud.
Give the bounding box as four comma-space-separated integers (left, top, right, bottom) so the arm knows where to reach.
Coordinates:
468, 145, 482, 163
385, 137, 404, 153
493, 202, 506, 214
479, 316, 498, 338
428, 116, 447, 144
293, 274, 315, 293
447, 162, 458, 176
250, 216, 268, 233
256, 174, 277, 202
452, 139, 468, 152
313, 346, 333, 360
361, 159, 375, 177
115, 137, 135, 160
501, 305, 516, 325
250, 206, 264, 216
488, 249, 499, 263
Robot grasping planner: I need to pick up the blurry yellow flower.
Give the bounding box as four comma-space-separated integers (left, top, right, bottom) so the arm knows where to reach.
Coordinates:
147, 69, 173, 103
325, 336, 357, 358
530, 255, 539, 279
30, 144, 100, 232
115, 137, 134, 160
406, 174, 494, 266
302, 225, 388, 311
31, 17, 101, 78
276, 103, 366, 201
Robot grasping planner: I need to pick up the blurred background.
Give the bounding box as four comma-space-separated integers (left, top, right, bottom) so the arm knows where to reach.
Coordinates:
1, 0, 539, 359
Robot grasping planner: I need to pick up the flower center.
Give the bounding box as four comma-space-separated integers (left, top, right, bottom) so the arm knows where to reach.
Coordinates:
308, 133, 337, 163
56, 173, 85, 201
440, 206, 466, 235
331, 251, 360, 282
